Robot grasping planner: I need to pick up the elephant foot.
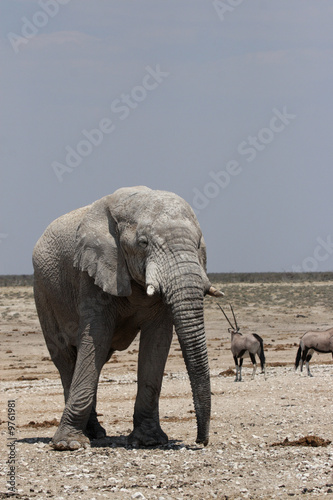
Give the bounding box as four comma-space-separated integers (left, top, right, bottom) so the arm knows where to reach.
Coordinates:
127, 421, 168, 447
51, 429, 90, 451
85, 417, 106, 440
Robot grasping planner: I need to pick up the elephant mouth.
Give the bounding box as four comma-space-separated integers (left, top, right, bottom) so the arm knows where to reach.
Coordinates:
144, 258, 223, 299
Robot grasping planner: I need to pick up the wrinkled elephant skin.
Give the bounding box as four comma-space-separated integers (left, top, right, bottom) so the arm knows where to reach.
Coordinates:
33, 186, 217, 449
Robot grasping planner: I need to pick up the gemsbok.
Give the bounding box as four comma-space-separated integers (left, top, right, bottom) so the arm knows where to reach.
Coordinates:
295, 327, 333, 377
218, 304, 266, 382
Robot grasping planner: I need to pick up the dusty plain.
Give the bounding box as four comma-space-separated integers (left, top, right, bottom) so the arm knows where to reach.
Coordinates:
1, 277, 333, 499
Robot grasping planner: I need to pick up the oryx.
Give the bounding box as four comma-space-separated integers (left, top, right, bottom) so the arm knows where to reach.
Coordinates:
295, 327, 333, 377
218, 304, 266, 382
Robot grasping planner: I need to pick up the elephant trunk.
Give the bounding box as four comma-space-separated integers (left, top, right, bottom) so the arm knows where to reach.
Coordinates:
155, 261, 211, 446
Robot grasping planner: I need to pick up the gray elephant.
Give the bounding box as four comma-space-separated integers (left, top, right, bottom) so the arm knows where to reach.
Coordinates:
32, 186, 223, 450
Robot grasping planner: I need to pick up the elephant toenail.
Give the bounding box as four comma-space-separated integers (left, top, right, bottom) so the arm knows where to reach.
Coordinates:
56, 440, 68, 450
69, 440, 82, 450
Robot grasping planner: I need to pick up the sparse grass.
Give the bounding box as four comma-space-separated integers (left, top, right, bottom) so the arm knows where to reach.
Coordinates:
0, 275, 34, 286
1, 289, 34, 300
1, 274, 332, 311
1, 272, 333, 287
208, 272, 333, 283
206, 281, 333, 311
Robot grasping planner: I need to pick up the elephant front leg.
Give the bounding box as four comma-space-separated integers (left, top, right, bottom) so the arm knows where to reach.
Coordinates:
128, 318, 173, 447
52, 328, 111, 450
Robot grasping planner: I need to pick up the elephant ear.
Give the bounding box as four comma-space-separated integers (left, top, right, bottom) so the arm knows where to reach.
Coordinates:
73, 198, 132, 296
198, 235, 211, 292
198, 234, 207, 271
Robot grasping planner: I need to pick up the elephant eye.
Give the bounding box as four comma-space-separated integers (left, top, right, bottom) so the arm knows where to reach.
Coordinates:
138, 235, 149, 248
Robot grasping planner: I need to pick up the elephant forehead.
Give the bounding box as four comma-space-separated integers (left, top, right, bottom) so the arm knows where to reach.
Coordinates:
115, 190, 202, 241
123, 191, 191, 216
137, 218, 200, 242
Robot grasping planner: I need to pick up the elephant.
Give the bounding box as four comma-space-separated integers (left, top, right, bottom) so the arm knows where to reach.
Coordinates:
32, 186, 223, 450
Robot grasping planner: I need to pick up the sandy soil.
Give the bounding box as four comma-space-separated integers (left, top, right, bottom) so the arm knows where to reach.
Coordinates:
1, 281, 333, 499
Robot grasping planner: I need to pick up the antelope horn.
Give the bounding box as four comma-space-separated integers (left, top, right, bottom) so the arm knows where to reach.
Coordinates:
217, 304, 235, 330
207, 286, 224, 297
229, 303, 239, 331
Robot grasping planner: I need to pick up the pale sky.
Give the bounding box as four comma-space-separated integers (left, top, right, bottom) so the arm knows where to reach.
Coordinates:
1, 1, 333, 274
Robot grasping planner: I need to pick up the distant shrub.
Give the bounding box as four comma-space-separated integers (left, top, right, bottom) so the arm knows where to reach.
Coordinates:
208, 272, 333, 284
0, 272, 332, 287
0, 275, 34, 287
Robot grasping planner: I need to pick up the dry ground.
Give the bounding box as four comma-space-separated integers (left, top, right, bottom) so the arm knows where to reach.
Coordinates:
1, 281, 333, 499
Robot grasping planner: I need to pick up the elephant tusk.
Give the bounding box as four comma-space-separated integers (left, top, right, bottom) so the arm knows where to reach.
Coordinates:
146, 284, 156, 296
207, 286, 224, 297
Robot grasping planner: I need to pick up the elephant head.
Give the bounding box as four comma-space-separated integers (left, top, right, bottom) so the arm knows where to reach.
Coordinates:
73, 186, 222, 445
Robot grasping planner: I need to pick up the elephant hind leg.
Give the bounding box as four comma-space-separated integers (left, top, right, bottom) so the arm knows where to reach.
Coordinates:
52, 323, 115, 450
38, 315, 77, 402
43, 324, 105, 438
34, 281, 77, 401
36, 315, 91, 449
86, 348, 115, 440
50, 339, 106, 441
52, 344, 77, 402
85, 395, 106, 440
